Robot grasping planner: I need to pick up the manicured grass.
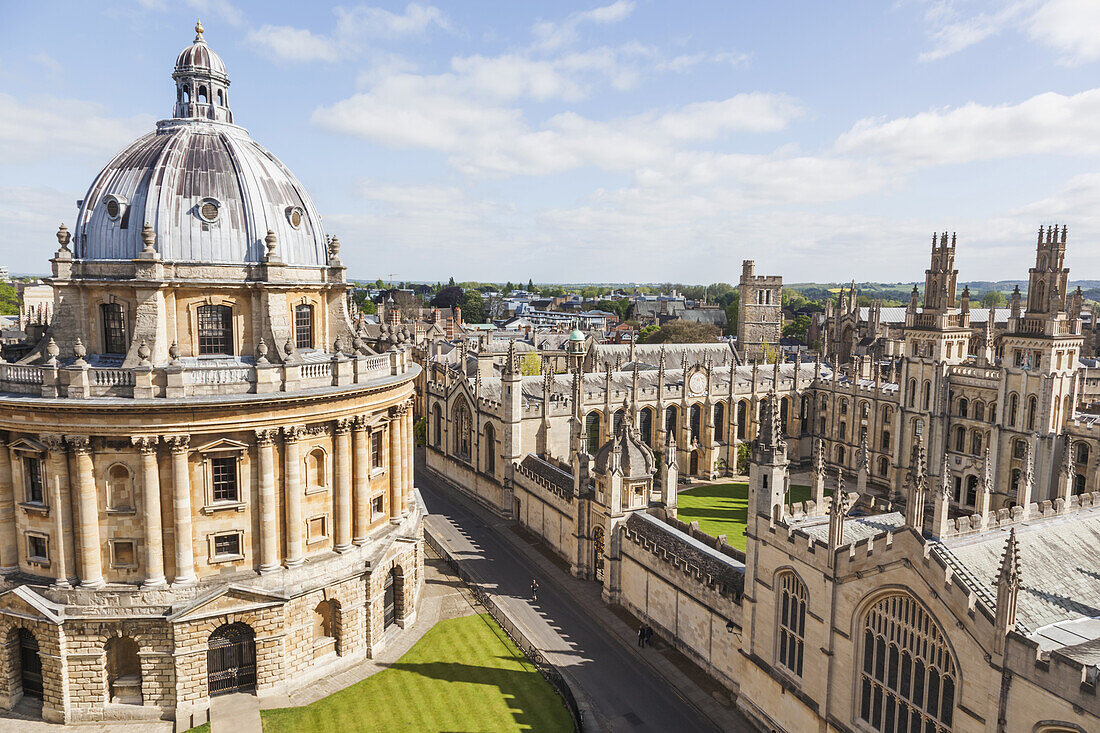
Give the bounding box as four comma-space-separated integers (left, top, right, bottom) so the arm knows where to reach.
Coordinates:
676, 482, 821, 551
261, 613, 573, 733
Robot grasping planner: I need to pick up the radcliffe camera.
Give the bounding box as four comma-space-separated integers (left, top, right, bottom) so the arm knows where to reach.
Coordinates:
0, 3, 1097, 733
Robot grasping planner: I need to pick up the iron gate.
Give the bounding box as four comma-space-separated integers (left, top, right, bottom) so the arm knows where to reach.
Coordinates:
207, 624, 256, 696
384, 570, 396, 628
593, 527, 605, 582
18, 629, 41, 699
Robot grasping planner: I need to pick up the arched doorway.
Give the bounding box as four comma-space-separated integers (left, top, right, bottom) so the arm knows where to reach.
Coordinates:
690, 450, 700, 475
106, 636, 142, 704
207, 623, 256, 696
16, 629, 41, 699
593, 526, 605, 582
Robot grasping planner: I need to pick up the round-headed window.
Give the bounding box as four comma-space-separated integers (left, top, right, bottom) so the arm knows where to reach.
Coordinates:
106, 199, 120, 219
286, 207, 304, 229
199, 198, 220, 223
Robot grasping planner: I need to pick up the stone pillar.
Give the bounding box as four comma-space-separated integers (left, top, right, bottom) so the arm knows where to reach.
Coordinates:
389, 411, 402, 523
67, 435, 104, 588
40, 435, 73, 587
283, 425, 305, 567
402, 403, 413, 516
353, 417, 370, 544
0, 440, 17, 572
133, 436, 166, 588
256, 428, 280, 573
167, 435, 196, 585
334, 418, 354, 552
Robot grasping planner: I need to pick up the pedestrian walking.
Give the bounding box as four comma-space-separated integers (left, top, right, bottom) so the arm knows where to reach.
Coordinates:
644, 624, 653, 647
638, 626, 645, 647
530, 579, 539, 601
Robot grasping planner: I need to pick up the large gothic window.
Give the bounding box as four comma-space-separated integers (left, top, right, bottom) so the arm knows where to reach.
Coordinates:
1027, 396, 1038, 431
484, 423, 496, 474
859, 594, 956, 732
776, 572, 807, 677
690, 405, 701, 443
737, 400, 748, 440
1008, 393, 1019, 427
453, 402, 472, 461
586, 412, 601, 454
713, 403, 725, 440
639, 407, 652, 447
665, 406, 677, 434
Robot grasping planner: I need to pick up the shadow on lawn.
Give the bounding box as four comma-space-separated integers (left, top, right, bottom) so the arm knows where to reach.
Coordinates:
378, 659, 566, 732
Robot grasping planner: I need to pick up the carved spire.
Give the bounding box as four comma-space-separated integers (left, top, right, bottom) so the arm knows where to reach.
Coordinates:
813, 437, 826, 476
904, 433, 928, 528
994, 528, 1021, 654
754, 390, 787, 453
857, 436, 870, 475
828, 468, 848, 565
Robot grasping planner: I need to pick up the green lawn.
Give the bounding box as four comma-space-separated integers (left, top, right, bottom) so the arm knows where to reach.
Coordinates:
261, 613, 573, 733
676, 482, 822, 551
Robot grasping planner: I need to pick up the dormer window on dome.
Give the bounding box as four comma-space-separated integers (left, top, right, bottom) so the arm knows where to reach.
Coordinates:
286, 206, 304, 229
199, 198, 221, 223
103, 195, 128, 222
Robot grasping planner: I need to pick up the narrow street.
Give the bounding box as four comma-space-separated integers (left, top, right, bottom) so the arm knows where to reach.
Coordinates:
419, 466, 752, 732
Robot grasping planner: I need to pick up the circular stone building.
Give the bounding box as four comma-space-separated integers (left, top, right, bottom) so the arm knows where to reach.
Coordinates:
0, 24, 422, 727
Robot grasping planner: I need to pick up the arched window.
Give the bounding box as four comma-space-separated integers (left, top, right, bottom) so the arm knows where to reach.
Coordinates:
921, 381, 931, 411
836, 446, 846, 465
614, 409, 625, 436
859, 401, 869, 419
586, 412, 601, 454
106, 636, 142, 705
972, 401, 984, 421
665, 405, 677, 434
839, 399, 849, 416
295, 303, 314, 350
877, 456, 889, 476
101, 302, 127, 354
1011, 468, 1021, 493
965, 475, 978, 505
313, 599, 341, 656
881, 430, 891, 450
484, 423, 496, 474
820, 395, 829, 411
907, 379, 916, 407
859, 594, 956, 732
713, 403, 725, 440
432, 404, 442, 448
1063, 394, 1072, 425
690, 404, 701, 442
913, 418, 924, 437
208, 623, 256, 695
737, 401, 748, 440
882, 405, 892, 423
197, 304, 233, 355
1013, 439, 1027, 459
108, 464, 133, 510
306, 448, 326, 489
216, 89, 224, 106
954, 427, 965, 452
957, 398, 968, 418
1008, 393, 1018, 427
971, 431, 982, 455
453, 402, 472, 461
988, 402, 996, 422
639, 407, 653, 447
1076, 442, 1090, 466
776, 572, 807, 677
1027, 396, 1038, 431
781, 397, 791, 433
198, 85, 208, 104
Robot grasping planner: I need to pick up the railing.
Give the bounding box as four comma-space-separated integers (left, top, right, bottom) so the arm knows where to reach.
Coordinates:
1, 364, 43, 385
91, 368, 135, 387
301, 362, 334, 381
190, 366, 251, 386
425, 530, 584, 732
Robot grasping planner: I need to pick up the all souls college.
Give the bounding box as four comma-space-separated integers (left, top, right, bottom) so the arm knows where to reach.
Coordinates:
0, 22, 1097, 733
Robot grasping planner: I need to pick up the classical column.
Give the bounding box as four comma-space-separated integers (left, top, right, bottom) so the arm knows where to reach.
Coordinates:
402, 403, 413, 516
283, 425, 305, 567
0, 440, 17, 572
133, 436, 166, 588
66, 435, 104, 588
255, 428, 280, 573
40, 435, 72, 587
352, 417, 370, 544
389, 411, 402, 523
166, 435, 196, 585
334, 418, 354, 552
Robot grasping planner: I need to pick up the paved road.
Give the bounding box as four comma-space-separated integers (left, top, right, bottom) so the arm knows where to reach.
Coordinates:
419, 468, 737, 733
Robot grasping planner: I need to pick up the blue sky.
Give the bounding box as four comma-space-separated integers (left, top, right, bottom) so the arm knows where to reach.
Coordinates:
4, 0, 1100, 283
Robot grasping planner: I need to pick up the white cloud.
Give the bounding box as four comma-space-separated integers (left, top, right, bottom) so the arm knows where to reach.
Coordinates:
246, 3, 448, 63
655, 51, 750, 72
532, 1, 636, 51
0, 94, 153, 165
246, 25, 339, 63
1027, 0, 1100, 64
834, 88, 1100, 166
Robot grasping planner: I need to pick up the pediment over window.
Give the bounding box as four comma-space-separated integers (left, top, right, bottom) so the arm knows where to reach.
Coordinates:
169, 584, 286, 623
193, 438, 250, 454
8, 437, 47, 453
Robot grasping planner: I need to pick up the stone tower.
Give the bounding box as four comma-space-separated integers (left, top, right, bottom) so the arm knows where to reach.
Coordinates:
738, 260, 783, 362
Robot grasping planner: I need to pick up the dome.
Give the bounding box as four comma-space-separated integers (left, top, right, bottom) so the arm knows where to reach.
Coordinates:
569, 328, 585, 341
72, 24, 329, 267
593, 412, 655, 479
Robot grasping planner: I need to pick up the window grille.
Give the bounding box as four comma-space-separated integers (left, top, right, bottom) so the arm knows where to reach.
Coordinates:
295, 304, 313, 350
211, 456, 238, 502
198, 305, 232, 355
102, 303, 127, 354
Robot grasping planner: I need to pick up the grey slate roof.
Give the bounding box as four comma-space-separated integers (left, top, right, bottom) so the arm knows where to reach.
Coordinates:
625, 512, 745, 598
518, 455, 574, 495
939, 509, 1100, 633
799, 512, 906, 544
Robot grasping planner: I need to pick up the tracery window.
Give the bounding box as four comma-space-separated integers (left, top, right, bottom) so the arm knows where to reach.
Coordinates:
957, 398, 967, 418
454, 402, 472, 461
484, 424, 496, 474
614, 409, 625, 437
1027, 396, 1038, 431
586, 412, 601, 454
1008, 393, 1018, 427
690, 404, 701, 442
665, 406, 677, 435
776, 572, 807, 677
737, 401, 748, 440
639, 408, 653, 446
713, 403, 725, 440
859, 594, 956, 733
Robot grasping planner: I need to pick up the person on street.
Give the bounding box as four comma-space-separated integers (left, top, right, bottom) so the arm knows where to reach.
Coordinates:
530, 579, 539, 601
638, 626, 645, 647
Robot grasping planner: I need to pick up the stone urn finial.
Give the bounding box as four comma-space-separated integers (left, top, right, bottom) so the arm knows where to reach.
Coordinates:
56, 223, 71, 251
328, 235, 341, 258
265, 229, 278, 259
73, 338, 87, 365
46, 337, 60, 364
256, 338, 269, 364
169, 341, 181, 364
284, 337, 295, 357
334, 335, 344, 353
138, 339, 151, 366
141, 223, 156, 253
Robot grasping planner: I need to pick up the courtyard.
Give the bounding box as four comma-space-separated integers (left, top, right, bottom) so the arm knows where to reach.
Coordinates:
676, 481, 822, 551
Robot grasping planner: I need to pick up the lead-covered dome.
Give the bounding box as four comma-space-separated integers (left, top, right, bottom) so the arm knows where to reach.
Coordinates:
72, 24, 329, 267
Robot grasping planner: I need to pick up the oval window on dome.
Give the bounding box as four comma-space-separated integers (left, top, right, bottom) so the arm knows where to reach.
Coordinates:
103, 195, 127, 222
286, 206, 304, 229
199, 198, 221, 223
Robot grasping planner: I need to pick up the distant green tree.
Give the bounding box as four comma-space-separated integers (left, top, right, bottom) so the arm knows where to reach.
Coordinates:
643, 320, 720, 344
460, 289, 486, 323
736, 443, 750, 474
519, 352, 542, 376
981, 290, 1006, 307
413, 416, 426, 447
527, 278, 535, 292
782, 314, 811, 343
0, 282, 19, 316
448, 276, 455, 287
374, 279, 384, 289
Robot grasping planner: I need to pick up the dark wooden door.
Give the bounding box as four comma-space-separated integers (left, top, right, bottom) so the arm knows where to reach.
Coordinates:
18, 629, 42, 699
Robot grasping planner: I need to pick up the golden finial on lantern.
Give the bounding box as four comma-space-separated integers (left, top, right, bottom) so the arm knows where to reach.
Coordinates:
194, 20, 205, 42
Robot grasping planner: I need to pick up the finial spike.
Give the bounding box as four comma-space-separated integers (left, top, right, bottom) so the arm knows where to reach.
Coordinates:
195, 20, 205, 42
